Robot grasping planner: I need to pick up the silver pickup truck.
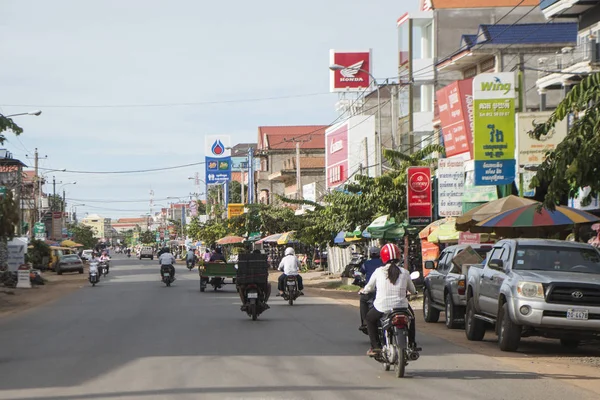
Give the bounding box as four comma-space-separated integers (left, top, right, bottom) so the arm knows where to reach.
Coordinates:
466, 238, 600, 352
423, 244, 492, 329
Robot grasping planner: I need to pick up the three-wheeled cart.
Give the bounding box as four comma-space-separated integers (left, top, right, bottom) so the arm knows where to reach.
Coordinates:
199, 262, 237, 292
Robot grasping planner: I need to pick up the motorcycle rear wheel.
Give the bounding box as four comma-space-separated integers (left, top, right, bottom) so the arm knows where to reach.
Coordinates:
395, 346, 406, 378
251, 304, 258, 321
383, 362, 390, 371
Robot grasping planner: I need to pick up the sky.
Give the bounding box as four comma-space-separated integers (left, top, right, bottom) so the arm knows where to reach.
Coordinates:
0, 0, 419, 220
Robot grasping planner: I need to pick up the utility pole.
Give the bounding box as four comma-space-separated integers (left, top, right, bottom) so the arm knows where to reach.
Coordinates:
284, 137, 311, 200
52, 176, 56, 211
62, 189, 66, 213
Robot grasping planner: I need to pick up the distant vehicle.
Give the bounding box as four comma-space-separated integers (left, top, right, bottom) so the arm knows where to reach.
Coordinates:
466, 239, 600, 352
56, 254, 84, 275
49, 247, 77, 271
81, 250, 93, 261
423, 244, 493, 329
139, 246, 154, 260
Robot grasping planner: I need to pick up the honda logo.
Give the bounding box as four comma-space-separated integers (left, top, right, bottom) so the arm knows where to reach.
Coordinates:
571, 291, 584, 299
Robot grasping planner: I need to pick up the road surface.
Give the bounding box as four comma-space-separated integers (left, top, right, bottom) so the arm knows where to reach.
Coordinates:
0, 256, 597, 400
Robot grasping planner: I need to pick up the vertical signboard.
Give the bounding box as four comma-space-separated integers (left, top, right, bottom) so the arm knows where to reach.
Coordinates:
436, 78, 474, 158
205, 135, 232, 185
325, 123, 349, 190
51, 212, 62, 240
437, 158, 465, 217
329, 49, 372, 92
516, 111, 567, 167
473, 72, 516, 185
407, 167, 432, 225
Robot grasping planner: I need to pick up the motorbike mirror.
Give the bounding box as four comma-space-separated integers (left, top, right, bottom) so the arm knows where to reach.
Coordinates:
353, 271, 362, 277
410, 271, 420, 280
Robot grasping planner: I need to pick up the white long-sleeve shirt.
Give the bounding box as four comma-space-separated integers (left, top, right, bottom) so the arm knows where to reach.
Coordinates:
159, 253, 176, 266
363, 264, 416, 313
278, 255, 300, 276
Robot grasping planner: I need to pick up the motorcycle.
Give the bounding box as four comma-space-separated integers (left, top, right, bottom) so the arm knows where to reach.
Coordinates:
99, 261, 109, 277
161, 265, 174, 287
127, 253, 131, 258
352, 269, 367, 288
89, 263, 99, 287
243, 283, 268, 321
368, 271, 421, 378
186, 257, 196, 271
282, 275, 300, 305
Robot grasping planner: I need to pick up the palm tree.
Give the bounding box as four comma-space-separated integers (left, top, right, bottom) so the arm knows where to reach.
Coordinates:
0, 191, 20, 269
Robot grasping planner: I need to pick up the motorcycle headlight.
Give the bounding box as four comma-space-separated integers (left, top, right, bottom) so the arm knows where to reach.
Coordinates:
517, 282, 544, 299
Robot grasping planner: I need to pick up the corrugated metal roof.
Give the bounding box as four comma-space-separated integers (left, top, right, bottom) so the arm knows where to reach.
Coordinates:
476, 22, 577, 45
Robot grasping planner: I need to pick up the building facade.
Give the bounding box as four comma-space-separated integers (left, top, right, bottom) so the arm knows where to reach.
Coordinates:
80, 214, 112, 239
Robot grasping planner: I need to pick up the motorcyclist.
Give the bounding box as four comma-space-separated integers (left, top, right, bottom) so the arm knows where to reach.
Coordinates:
237, 249, 271, 311
158, 247, 176, 280
99, 251, 111, 274
277, 247, 304, 296
360, 243, 418, 357
186, 248, 196, 269
89, 252, 100, 278
358, 246, 383, 332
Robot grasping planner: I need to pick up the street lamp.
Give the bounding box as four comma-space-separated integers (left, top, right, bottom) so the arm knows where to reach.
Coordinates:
1, 110, 42, 118
59, 181, 77, 213
330, 63, 382, 176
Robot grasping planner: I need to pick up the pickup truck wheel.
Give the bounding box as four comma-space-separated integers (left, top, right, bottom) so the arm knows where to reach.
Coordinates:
423, 290, 440, 323
445, 293, 462, 329
498, 303, 521, 352
560, 339, 580, 349
465, 297, 485, 341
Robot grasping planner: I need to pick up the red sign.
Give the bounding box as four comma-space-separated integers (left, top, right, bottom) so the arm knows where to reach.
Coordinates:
329, 49, 372, 92
459, 232, 481, 245
436, 78, 474, 158
325, 123, 349, 189
407, 167, 432, 225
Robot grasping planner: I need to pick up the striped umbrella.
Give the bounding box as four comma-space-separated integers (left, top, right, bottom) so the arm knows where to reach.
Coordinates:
477, 204, 600, 228
256, 233, 282, 245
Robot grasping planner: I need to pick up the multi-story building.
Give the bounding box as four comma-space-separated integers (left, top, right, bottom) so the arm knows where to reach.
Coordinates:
111, 217, 151, 234
255, 125, 328, 204
80, 214, 112, 239
536, 0, 600, 104
397, 0, 545, 153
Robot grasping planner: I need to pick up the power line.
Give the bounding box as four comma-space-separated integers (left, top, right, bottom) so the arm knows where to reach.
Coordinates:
0, 92, 333, 109
66, 196, 192, 203
36, 160, 206, 174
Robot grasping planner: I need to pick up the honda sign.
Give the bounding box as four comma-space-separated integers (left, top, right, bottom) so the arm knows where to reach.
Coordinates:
330, 49, 372, 92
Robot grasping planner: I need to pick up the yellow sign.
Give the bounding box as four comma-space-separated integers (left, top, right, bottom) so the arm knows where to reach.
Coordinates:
228, 203, 245, 218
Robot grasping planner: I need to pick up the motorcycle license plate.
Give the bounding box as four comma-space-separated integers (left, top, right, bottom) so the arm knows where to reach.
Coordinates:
287, 281, 296, 286
247, 292, 258, 299
163, 273, 170, 277
567, 309, 589, 320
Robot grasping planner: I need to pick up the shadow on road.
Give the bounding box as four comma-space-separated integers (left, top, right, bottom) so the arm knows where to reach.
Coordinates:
409, 369, 600, 380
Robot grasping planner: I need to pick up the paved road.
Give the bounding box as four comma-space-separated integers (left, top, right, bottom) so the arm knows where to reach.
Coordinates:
0, 256, 597, 400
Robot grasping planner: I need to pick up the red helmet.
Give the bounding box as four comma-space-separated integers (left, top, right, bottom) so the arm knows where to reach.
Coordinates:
380, 243, 401, 264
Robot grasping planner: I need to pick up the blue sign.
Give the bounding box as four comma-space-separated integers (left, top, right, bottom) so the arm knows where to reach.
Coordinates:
205, 156, 231, 184
474, 160, 516, 186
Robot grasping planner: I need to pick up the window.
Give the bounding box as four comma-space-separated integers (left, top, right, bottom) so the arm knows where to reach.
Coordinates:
437, 251, 450, 271
488, 248, 504, 262
514, 245, 600, 273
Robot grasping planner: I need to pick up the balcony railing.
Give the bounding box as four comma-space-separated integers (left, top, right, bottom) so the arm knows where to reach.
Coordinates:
538, 40, 600, 79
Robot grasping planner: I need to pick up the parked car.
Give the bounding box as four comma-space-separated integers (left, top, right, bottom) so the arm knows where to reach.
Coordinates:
80, 249, 93, 262
423, 244, 493, 329
466, 239, 600, 352
48, 246, 77, 271
56, 254, 84, 275
139, 246, 154, 260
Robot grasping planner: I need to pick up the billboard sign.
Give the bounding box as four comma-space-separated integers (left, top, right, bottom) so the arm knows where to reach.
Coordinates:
473, 72, 516, 186
329, 49, 372, 92
227, 203, 244, 218
517, 111, 567, 166
325, 123, 349, 189
204, 135, 231, 158
437, 158, 465, 217
407, 167, 432, 225
436, 78, 474, 158
205, 157, 231, 184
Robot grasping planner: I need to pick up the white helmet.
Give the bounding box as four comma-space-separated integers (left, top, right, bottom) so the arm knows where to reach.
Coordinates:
285, 247, 295, 256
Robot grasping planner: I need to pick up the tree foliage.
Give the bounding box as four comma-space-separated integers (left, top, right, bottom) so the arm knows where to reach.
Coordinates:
0, 115, 23, 145
0, 191, 19, 241
68, 224, 97, 250
530, 72, 600, 209
139, 230, 156, 244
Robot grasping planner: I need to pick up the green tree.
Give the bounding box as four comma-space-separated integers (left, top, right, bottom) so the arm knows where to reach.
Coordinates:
0, 191, 20, 268
139, 230, 156, 244
26, 239, 51, 268
48, 194, 65, 212
228, 180, 242, 204
530, 72, 600, 209
0, 115, 23, 145
68, 224, 97, 250
197, 220, 227, 246
186, 216, 202, 241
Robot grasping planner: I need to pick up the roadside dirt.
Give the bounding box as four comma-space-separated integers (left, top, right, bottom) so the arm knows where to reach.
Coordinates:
0, 266, 88, 319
